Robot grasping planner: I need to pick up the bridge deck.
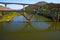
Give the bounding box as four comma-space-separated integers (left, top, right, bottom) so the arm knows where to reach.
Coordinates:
0, 2, 39, 6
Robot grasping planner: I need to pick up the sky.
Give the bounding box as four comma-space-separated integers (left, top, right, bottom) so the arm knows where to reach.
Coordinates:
0, 0, 59, 3
0, 0, 60, 9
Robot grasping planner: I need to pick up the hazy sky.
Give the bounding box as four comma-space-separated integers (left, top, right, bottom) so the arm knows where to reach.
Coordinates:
0, 0, 59, 9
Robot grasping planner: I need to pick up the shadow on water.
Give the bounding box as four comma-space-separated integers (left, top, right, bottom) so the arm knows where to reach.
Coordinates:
0, 22, 2, 30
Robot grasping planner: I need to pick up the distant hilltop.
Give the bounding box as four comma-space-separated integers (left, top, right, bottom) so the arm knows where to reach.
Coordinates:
0, 5, 12, 10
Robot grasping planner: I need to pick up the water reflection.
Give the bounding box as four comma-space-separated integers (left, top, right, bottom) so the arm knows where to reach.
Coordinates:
2, 15, 51, 31
11, 15, 26, 22
3, 22, 25, 31
32, 22, 50, 30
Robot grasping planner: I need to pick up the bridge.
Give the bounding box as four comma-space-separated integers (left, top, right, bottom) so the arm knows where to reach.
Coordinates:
0, 2, 32, 21
0, 2, 59, 22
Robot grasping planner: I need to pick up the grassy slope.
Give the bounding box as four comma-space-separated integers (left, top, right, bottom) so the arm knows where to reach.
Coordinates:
1, 12, 20, 22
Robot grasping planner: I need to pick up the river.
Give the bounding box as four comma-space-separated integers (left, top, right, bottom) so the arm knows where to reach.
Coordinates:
0, 14, 60, 40
1, 14, 60, 31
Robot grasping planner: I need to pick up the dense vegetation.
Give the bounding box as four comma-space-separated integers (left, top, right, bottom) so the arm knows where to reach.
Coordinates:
29, 4, 60, 21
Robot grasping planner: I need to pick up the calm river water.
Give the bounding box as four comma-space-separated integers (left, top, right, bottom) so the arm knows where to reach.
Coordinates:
1, 14, 59, 31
